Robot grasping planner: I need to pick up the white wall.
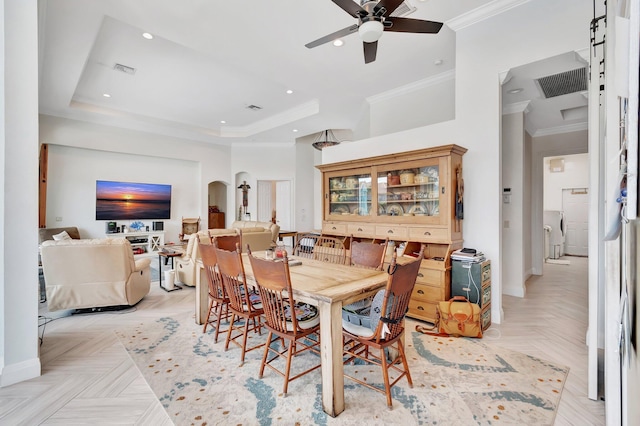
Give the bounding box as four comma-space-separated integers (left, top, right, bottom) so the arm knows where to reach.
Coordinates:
0, 0, 41, 387
46, 145, 198, 242
368, 72, 455, 138
231, 143, 298, 227
322, 0, 591, 325
543, 153, 589, 210
502, 112, 526, 297
39, 115, 232, 241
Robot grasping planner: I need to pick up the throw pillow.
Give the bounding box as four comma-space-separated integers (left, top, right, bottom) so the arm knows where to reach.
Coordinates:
52, 230, 72, 241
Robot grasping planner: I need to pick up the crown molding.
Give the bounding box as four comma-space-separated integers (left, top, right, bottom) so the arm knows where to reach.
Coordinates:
503, 100, 531, 115
446, 0, 533, 31
366, 69, 455, 104
531, 122, 588, 137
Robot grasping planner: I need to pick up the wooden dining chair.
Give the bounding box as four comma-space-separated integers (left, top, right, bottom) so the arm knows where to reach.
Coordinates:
348, 236, 389, 270
342, 245, 425, 407
198, 234, 232, 341
293, 233, 347, 264
213, 243, 264, 364
210, 229, 242, 251
247, 246, 321, 395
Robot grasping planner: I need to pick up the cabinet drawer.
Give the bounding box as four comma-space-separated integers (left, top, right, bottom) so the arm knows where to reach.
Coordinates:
481, 285, 491, 307
347, 223, 375, 237
411, 283, 444, 302
481, 303, 491, 331
408, 300, 437, 322
375, 225, 407, 240
322, 222, 347, 235
408, 227, 449, 242
415, 268, 443, 286
481, 261, 491, 283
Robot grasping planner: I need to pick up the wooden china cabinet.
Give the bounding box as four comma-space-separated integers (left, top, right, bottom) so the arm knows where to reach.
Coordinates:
316, 144, 467, 324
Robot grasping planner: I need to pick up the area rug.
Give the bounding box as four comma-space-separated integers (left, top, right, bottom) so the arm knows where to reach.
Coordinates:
115, 314, 568, 425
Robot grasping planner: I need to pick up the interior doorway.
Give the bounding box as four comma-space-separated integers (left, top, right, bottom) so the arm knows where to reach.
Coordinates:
257, 179, 292, 230
207, 181, 228, 228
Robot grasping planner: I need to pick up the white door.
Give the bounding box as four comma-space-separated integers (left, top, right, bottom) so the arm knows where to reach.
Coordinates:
563, 188, 589, 256
257, 181, 272, 222
275, 180, 292, 230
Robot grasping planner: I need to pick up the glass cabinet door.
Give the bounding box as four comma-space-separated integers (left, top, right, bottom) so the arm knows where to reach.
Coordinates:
376, 159, 443, 222
326, 170, 372, 218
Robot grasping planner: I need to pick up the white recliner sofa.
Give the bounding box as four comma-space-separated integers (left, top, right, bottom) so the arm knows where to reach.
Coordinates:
174, 220, 280, 287
41, 238, 151, 311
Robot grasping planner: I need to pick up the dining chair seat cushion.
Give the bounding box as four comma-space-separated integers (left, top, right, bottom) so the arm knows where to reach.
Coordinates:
283, 302, 319, 330
342, 318, 375, 338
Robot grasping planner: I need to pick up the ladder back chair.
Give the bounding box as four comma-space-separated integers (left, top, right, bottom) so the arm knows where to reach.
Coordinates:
348, 236, 389, 270
247, 247, 321, 395
342, 245, 425, 407
213, 242, 264, 365
293, 234, 347, 265
199, 234, 232, 341
210, 229, 242, 251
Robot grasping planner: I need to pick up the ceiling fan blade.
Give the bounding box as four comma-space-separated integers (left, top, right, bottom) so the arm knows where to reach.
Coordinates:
305, 24, 359, 49
384, 17, 443, 33
331, 0, 367, 17
374, 0, 405, 15
363, 41, 378, 64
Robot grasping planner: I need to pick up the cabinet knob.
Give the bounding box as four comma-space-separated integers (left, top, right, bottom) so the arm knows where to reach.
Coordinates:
387, 230, 394, 234
417, 289, 424, 294
357, 228, 363, 232
418, 273, 424, 277
417, 306, 424, 310
442, 186, 445, 194
332, 226, 337, 230
423, 231, 431, 236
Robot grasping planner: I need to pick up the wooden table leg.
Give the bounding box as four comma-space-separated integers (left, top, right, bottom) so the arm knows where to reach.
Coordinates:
318, 300, 345, 417
195, 261, 207, 325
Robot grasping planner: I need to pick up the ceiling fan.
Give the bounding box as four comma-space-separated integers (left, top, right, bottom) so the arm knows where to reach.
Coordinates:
305, 0, 443, 64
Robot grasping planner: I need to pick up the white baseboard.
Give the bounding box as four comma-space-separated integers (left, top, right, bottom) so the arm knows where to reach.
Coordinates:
503, 284, 525, 298
0, 357, 41, 387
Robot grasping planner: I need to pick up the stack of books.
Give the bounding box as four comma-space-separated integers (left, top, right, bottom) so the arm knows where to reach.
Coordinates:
451, 248, 486, 263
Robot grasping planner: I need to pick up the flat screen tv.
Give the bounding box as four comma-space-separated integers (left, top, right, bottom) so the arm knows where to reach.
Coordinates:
96, 180, 171, 220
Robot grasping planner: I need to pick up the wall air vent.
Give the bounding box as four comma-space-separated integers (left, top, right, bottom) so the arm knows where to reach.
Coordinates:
246, 104, 263, 111
535, 67, 587, 98
113, 63, 136, 75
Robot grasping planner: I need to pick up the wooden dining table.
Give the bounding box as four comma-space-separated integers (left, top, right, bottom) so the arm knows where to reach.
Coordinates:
194, 252, 389, 417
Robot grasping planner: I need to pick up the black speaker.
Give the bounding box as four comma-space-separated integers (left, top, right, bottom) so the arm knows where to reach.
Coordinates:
152, 221, 164, 231
106, 221, 117, 234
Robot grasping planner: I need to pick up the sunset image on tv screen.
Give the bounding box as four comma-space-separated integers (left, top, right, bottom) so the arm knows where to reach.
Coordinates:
96, 180, 171, 220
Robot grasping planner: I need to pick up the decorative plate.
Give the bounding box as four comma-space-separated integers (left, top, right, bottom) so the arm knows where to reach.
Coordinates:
386, 203, 404, 216
331, 204, 349, 214
378, 204, 386, 215
408, 204, 427, 215
353, 207, 370, 216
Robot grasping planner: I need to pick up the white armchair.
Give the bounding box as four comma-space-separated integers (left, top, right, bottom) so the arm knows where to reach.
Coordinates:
41, 238, 151, 311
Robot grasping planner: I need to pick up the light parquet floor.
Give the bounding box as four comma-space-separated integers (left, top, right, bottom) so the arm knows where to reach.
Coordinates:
0, 256, 605, 425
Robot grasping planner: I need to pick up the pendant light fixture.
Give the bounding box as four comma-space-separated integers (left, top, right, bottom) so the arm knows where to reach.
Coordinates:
312, 129, 341, 150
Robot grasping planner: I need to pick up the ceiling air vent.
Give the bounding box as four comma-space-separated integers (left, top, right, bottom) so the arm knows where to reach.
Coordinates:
246, 104, 263, 111
113, 63, 136, 75
535, 67, 587, 98
389, 1, 416, 17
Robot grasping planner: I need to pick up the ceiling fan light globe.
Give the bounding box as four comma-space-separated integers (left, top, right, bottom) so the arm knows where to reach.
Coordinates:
358, 20, 384, 43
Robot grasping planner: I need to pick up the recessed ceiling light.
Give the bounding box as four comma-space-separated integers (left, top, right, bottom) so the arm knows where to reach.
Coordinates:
220, 120, 226, 124
142, 32, 153, 40
434, 59, 443, 65
293, 129, 298, 133
333, 39, 344, 47
102, 93, 111, 98
286, 89, 293, 94
508, 88, 524, 94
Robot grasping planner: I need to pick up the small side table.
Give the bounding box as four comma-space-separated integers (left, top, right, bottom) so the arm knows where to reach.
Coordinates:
278, 231, 298, 248
158, 251, 183, 292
